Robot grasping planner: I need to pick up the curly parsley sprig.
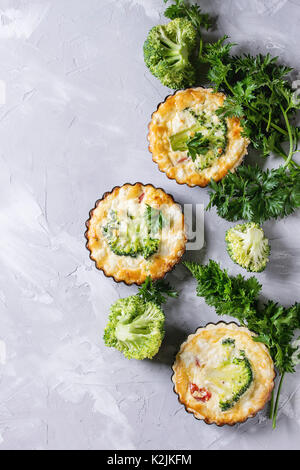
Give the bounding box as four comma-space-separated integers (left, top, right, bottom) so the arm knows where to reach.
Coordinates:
203, 37, 300, 168
137, 276, 178, 307
184, 260, 300, 428
202, 36, 300, 222
164, 0, 214, 32
207, 165, 300, 224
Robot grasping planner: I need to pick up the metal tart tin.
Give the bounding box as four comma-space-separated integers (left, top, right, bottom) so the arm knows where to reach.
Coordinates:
171, 321, 276, 427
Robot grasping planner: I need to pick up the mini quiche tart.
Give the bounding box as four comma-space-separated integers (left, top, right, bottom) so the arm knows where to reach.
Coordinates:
85, 183, 187, 285
148, 87, 249, 187
172, 322, 275, 426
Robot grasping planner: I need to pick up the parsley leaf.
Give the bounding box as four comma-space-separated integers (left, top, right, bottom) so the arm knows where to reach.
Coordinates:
207, 165, 300, 224
203, 37, 300, 168
138, 276, 178, 306
184, 259, 261, 318
186, 132, 210, 161
164, 0, 214, 33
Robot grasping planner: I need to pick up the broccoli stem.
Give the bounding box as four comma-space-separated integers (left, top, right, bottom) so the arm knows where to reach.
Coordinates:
115, 322, 132, 342
114, 318, 153, 359
158, 26, 189, 66
158, 26, 181, 50
170, 123, 202, 151
115, 321, 147, 343
115, 308, 157, 342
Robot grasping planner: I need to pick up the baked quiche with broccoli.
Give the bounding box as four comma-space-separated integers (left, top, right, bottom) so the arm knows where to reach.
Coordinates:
172, 322, 275, 426
148, 87, 249, 187
85, 183, 187, 285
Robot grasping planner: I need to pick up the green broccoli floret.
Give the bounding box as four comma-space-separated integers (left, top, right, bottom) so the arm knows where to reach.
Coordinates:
221, 337, 235, 361
219, 354, 253, 411
103, 207, 162, 259
142, 238, 160, 259
222, 338, 235, 346
207, 348, 253, 412
143, 18, 198, 89
226, 222, 270, 272
103, 295, 165, 360
107, 235, 159, 259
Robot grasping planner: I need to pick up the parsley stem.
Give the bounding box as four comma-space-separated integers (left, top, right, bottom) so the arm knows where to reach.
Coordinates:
292, 159, 300, 169
198, 38, 203, 61
223, 78, 300, 168
267, 120, 287, 136
266, 109, 272, 133
281, 105, 294, 168
272, 373, 285, 429
274, 146, 300, 169
249, 104, 288, 137
269, 389, 274, 419
224, 77, 235, 96
223, 78, 288, 137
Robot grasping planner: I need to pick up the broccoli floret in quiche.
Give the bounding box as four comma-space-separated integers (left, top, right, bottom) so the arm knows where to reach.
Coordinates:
103, 295, 165, 360
142, 238, 160, 259
222, 338, 235, 346
143, 18, 198, 90
219, 353, 253, 411
107, 235, 160, 260
207, 346, 253, 412
226, 222, 270, 272
169, 109, 228, 170
103, 206, 163, 259
221, 337, 236, 360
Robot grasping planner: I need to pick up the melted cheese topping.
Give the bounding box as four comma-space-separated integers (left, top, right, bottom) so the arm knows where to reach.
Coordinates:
86, 184, 187, 285
172, 323, 275, 426
148, 87, 250, 187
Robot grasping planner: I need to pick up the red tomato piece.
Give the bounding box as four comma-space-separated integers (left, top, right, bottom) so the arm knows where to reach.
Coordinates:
138, 192, 145, 203
189, 383, 212, 402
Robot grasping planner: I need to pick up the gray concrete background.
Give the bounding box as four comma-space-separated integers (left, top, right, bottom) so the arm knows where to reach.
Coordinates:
0, 0, 299, 450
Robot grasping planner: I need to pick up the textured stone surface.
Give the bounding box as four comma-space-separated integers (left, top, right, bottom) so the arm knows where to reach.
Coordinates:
0, 0, 299, 450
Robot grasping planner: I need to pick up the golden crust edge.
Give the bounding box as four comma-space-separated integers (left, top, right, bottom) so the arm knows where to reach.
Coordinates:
171, 322, 276, 427
85, 183, 188, 286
